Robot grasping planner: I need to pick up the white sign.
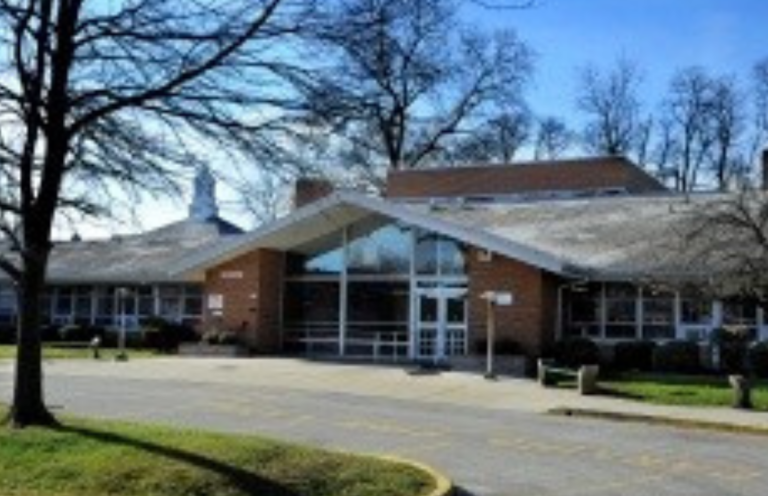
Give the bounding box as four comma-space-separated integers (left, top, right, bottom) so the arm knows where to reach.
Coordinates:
207, 294, 224, 310
481, 291, 514, 306
220, 270, 244, 279
494, 292, 513, 306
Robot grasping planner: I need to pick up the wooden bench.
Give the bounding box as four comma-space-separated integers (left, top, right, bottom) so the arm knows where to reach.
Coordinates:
537, 358, 600, 395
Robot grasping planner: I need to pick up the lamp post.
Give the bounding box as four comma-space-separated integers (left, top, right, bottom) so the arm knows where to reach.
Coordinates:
116, 287, 131, 361
481, 291, 513, 380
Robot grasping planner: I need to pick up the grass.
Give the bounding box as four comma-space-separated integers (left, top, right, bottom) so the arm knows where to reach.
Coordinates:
0, 406, 435, 496
599, 372, 768, 411
0, 344, 160, 361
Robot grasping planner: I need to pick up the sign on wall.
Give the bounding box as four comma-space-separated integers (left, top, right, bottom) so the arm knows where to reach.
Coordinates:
208, 294, 224, 310
220, 270, 244, 279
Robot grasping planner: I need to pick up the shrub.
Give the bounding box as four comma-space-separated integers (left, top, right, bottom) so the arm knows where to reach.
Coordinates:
40, 324, 61, 342
58, 324, 101, 342
710, 326, 752, 373
613, 341, 657, 372
653, 340, 701, 374
140, 317, 197, 353
551, 337, 600, 368
748, 341, 768, 378
0, 324, 14, 344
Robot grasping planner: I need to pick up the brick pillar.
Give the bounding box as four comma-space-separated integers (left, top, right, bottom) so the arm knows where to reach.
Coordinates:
204, 249, 284, 352
467, 248, 557, 358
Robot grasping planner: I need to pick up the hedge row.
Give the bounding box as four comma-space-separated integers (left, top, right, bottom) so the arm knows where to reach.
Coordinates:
550, 337, 768, 377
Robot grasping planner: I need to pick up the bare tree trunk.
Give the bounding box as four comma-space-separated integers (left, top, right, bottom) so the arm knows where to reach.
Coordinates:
9, 248, 56, 427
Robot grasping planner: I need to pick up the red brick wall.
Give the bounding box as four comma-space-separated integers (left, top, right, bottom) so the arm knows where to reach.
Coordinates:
467, 248, 558, 357
204, 249, 284, 352
386, 157, 666, 199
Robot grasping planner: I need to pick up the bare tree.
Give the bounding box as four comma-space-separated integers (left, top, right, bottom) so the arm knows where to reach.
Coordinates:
707, 76, 747, 189
0, 0, 313, 427
447, 103, 532, 164
657, 68, 747, 191
749, 58, 768, 164
533, 116, 573, 160
302, 0, 533, 175
576, 58, 646, 160
684, 188, 768, 308
657, 67, 718, 192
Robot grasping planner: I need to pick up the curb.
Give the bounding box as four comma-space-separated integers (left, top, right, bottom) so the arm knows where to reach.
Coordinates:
378, 455, 454, 496
548, 406, 768, 437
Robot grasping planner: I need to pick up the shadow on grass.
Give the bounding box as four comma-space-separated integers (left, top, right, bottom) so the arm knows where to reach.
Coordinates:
594, 386, 645, 401
55, 423, 299, 496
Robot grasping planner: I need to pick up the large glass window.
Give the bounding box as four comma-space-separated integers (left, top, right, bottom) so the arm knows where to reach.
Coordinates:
723, 299, 758, 339
415, 231, 467, 277
286, 232, 344, 275
564, 283, 602, 338
284, 281, 340, 324
642, 289, 675, 340
347, 222, 411, 275
605, 283, 638, 339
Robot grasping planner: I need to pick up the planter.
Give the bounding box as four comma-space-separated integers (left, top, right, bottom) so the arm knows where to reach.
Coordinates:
178, 342, 249, 358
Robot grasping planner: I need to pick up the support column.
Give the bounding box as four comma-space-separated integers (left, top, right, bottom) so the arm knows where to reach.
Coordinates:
338, 227, 348, 357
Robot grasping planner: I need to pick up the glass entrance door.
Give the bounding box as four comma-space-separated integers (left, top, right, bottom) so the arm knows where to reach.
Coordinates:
414, 285, 468, 361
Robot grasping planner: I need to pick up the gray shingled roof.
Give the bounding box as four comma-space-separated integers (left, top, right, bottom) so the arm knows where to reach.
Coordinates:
399, 192, 727, 279
1, 217, 243, 284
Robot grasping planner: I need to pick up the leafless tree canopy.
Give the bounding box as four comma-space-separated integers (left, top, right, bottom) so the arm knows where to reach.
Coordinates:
654, 67, 747, 192
301, 0, 533, 176
577, 58, 646, 159
533, 116, 572, 160
0, 0, 314, 427
685, 189, 768, 308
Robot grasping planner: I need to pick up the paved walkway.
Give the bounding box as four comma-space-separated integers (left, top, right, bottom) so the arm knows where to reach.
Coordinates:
2, 357, 768, 496
13, 357, 766, 430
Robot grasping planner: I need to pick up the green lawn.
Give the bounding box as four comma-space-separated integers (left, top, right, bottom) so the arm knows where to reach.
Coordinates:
600, 372, 768, 411
0, 406, 434, 496
0, 344, 160, 361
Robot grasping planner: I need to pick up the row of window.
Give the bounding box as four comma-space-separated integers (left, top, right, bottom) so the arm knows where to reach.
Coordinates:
564, 283, 760, 340
0, 284, 204, 327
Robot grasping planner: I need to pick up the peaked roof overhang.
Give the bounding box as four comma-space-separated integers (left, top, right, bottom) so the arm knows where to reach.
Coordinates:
172, 192, 586, 280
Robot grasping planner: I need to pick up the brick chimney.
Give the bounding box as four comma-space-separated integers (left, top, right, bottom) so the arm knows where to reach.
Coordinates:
293, 177, 334, 209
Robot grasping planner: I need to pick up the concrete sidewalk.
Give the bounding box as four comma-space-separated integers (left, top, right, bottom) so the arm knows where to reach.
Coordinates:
5, 357, 766, 432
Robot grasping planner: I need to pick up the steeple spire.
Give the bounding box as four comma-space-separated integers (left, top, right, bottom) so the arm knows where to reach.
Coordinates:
189, 164, 219, 221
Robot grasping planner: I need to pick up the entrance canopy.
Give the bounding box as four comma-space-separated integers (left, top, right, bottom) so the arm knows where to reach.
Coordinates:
176, 191, 571, 280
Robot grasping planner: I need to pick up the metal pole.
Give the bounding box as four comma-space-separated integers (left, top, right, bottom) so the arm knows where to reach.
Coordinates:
116, 288, 128, 361
485, 298, 496, 380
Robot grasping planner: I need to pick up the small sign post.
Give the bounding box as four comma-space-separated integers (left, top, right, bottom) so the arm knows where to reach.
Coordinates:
481, 291, 513, 380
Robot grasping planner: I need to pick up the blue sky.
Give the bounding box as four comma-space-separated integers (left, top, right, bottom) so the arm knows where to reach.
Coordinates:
66, 0, 768, 238
467, 0, 768, 119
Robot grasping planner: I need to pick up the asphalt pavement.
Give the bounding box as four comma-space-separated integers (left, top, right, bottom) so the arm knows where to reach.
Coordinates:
1, 358, 767, 496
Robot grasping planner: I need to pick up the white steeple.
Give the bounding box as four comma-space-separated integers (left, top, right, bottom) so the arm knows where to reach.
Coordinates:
189, 164, 219, 221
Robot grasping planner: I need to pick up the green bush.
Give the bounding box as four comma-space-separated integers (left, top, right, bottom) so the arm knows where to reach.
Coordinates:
551, 337, 600, 368
140, 317, 197, 352
58, 324, 102, 342
653, 340, 701, 373
710, 326, 752, 374
613, 340, 657, 371
748, 341, 768, 378
0, 324, 15, 344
